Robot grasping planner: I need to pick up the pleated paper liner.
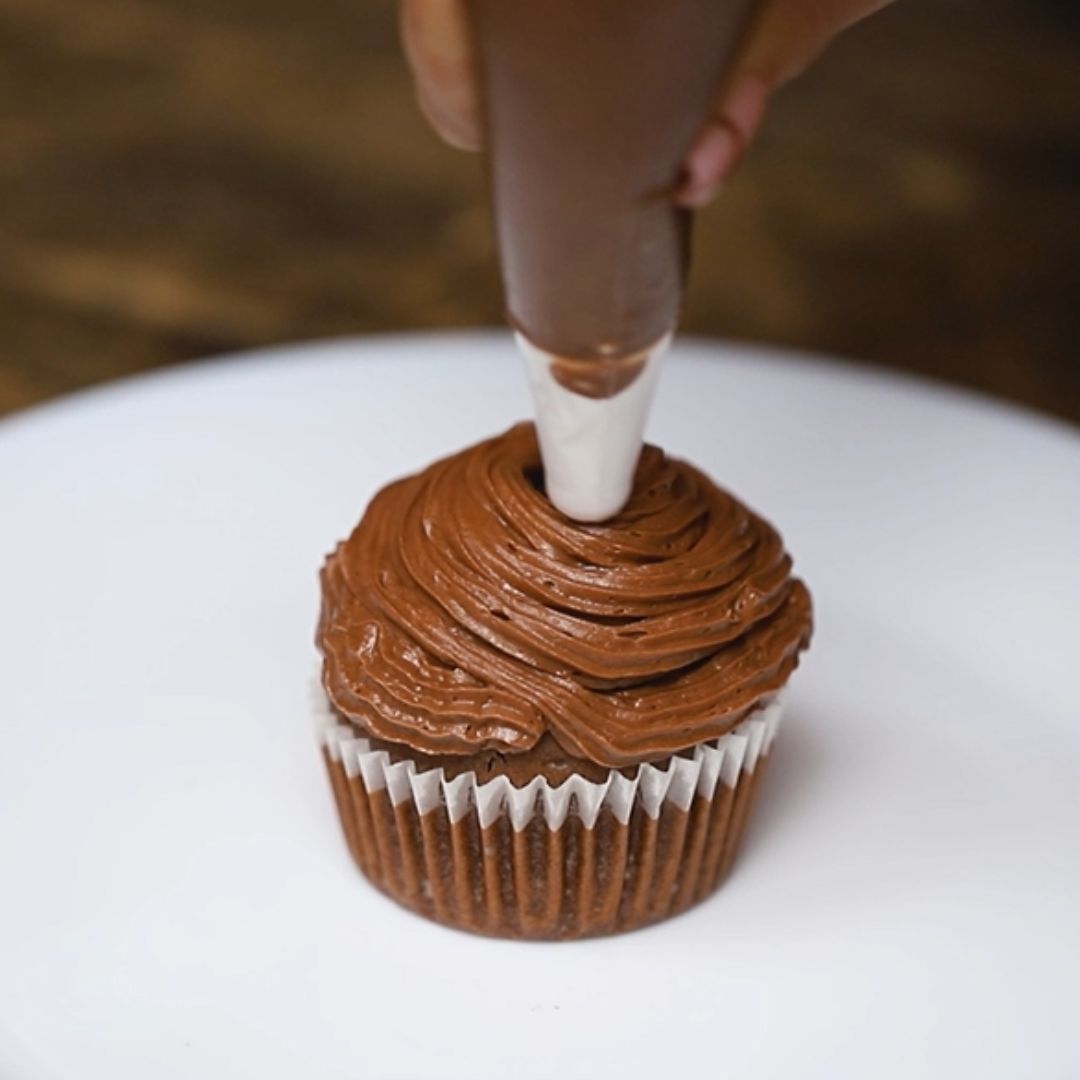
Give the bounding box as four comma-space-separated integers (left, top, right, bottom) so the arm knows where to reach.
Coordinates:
317, 691, 785, 940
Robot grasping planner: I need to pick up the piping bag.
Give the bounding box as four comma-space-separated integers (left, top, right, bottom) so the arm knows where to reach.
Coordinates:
465, 0, 760, 521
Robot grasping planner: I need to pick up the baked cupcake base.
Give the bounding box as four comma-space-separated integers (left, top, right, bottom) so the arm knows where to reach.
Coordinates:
317, 691, 784, 940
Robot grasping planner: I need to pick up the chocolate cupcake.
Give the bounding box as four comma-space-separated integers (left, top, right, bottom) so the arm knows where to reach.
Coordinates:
316, 423, 812, 939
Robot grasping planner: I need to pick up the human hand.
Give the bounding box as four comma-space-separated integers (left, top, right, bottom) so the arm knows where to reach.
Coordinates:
400, 0, 895, 204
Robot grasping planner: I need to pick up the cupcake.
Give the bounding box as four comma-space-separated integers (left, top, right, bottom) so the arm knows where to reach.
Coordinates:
316, 422, 811, 939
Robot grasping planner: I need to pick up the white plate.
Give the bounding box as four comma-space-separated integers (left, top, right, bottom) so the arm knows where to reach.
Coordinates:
1, 333, 1078, 1080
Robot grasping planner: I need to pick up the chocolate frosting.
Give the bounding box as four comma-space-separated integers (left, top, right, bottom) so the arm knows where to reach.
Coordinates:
318, 424, 811, 768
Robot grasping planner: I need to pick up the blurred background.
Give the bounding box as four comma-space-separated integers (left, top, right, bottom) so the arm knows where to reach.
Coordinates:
0, 0, 1076, 421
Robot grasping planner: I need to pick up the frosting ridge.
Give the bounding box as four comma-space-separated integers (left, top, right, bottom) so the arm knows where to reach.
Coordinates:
318, 423, 811, 768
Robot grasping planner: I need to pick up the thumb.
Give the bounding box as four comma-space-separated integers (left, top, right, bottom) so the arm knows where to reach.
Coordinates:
400, 0, 482, 151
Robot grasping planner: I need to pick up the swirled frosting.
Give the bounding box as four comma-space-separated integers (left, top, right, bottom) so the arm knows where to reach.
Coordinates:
318, 423, 811, 768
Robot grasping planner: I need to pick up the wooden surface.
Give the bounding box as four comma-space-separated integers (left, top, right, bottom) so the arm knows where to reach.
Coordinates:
0, 0, 1077, 422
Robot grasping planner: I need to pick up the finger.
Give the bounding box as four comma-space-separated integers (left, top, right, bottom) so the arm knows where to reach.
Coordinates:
736, 0, 896, 87
676, 76, 768, 208
676, 0, 895, 206
400, 0, 483, 151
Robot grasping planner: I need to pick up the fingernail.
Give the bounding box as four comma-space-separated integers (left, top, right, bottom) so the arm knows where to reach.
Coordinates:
675, 76, 771, 208
677, 122, 739, 208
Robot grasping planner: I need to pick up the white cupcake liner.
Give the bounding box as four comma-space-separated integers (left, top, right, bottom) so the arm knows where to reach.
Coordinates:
314, 684, 785, 831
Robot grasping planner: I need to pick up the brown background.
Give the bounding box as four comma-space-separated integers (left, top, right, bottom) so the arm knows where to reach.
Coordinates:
0, 0, 1077, 422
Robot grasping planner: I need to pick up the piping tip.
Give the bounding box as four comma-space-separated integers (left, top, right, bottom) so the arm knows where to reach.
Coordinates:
518, 332, 669, 522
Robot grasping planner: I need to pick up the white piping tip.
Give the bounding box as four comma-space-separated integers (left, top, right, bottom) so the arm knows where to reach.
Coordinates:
518, 332, 669, 522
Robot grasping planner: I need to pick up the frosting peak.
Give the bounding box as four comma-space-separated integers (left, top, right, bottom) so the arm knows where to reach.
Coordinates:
318, 424, 811, 768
